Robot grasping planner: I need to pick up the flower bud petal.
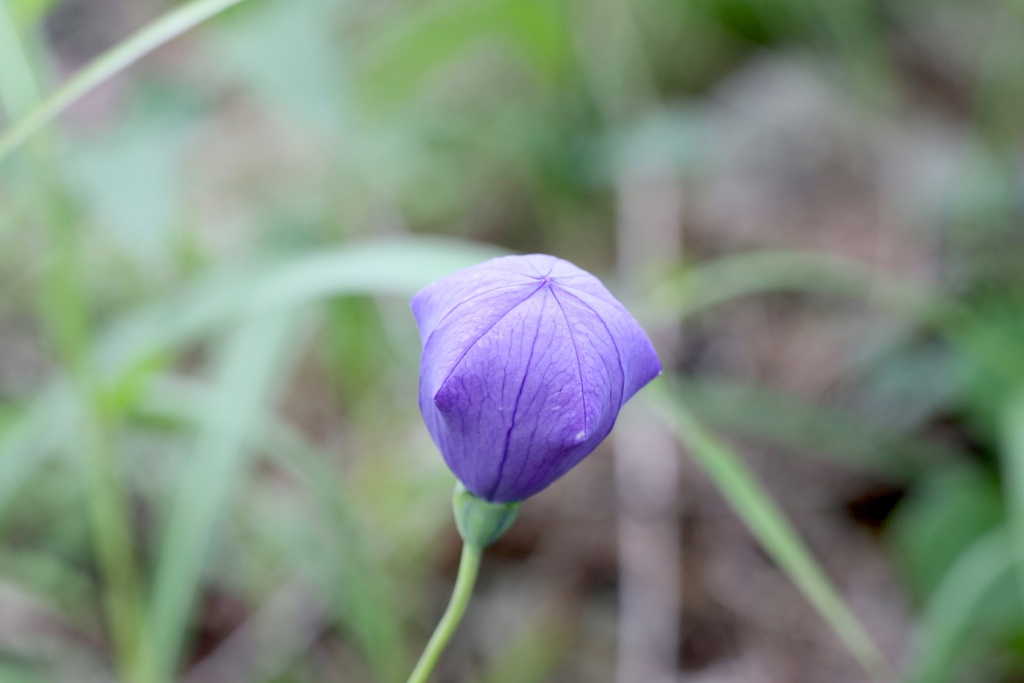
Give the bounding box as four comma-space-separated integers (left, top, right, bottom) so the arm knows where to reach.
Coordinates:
412, 254, 661, 502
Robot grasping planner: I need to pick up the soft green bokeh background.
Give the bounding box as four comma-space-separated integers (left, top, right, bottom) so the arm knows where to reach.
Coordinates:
2, 0, 1024, 681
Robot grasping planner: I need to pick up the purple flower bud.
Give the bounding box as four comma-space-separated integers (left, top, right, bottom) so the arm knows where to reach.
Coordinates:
412, 254, 661, 503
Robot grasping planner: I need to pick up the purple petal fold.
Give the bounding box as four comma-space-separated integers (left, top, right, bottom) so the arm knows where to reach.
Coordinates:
412, 254, 661, 502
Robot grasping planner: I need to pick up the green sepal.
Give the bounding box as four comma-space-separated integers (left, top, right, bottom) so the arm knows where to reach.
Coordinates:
452, 482, 521, 547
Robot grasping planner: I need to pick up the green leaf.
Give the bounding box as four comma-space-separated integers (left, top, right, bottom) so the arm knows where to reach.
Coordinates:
675, 378, 957, 479
904, 529, 1017, 683
144, 310, 305, 681
887, 468, 1005, 603
646, 381, 893, 683
1002, 392, 1024, 630
639, 249, 935, 326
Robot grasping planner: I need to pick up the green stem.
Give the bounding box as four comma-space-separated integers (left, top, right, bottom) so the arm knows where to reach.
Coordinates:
81, 412, 152, 683
406, 542, 483, 683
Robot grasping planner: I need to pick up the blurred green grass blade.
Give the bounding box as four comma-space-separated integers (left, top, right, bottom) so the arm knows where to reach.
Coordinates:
904, 530, 1013, 683
646, 382, 894, 683
676, 378, 959, 479
243, 240, 508, 315
886, 467, 1005, 606
640, 249, 935, 326
98, 239, 506, 370
0, 0, 248, 164
145, 311, 304, 682
0, 238, 504, 522
1002, 392, 1024, 620
0, 0, 42, 120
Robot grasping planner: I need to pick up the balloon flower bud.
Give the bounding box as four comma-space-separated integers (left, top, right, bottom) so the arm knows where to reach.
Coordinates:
412, 254, 661, 509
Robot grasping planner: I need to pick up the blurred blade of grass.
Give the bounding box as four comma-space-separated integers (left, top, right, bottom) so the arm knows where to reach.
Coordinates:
97, 240, 506, 373
0, 238, 505, 524
0, 0, 249, 164
676, 378, 960, 480
0, 0, 42, 120
145, 310, 305, 682
34, 151, 148, 680
948, 310, 1024, 438
639, 249, 938, 327
904, 529, 1014, 683
0, 0, 65, 529
885, 468, 1005, 605
137, 374, 411, 683
646, 381, 894, 683
239, 241, 505, 316
1002, 392, 1024, 625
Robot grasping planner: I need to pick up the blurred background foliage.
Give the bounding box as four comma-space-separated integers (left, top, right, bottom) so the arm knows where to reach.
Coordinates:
2, 0, 1024, 681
